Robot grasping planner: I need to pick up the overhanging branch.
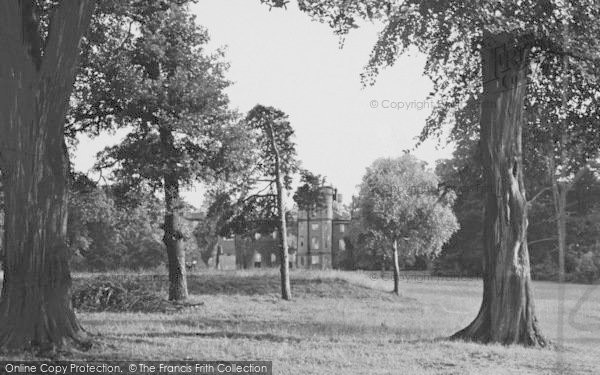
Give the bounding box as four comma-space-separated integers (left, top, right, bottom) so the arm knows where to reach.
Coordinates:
527, 187, 550, 206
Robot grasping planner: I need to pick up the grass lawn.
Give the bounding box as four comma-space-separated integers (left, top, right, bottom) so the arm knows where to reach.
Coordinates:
3, 269, 600, 374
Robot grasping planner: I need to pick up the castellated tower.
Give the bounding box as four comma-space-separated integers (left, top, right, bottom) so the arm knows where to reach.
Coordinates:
296, 186, 335, 269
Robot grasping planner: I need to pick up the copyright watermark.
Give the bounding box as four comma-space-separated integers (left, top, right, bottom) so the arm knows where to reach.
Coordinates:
369, 99, 435, 111
0, 361, 272, 374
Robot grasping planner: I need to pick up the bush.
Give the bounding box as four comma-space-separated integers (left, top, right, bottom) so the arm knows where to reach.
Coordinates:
571, 251, 600, 284
531, 254, 558, 281
72, 277, 188, 313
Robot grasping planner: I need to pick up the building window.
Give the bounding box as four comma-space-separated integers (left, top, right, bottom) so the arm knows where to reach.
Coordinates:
299, 236, 304, 247
271, 253, 276, 264
311, 223, 319, 231
311, 255, 319, 265
339, 224, 345, 233
311, 237, 320, 250
339, 239, 346, 251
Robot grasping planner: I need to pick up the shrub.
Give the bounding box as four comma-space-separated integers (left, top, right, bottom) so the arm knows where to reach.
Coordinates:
72, 277, 185, 313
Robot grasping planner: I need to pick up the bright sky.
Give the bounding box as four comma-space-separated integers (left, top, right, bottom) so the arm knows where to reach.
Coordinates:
73, 0, 453, 208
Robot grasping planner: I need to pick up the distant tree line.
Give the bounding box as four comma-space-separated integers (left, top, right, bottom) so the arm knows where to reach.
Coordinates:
434, 138, 600, 284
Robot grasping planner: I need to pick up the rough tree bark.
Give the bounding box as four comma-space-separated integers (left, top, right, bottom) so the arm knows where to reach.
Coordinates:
159, 126, 188, 301
0, 1, 95, 351
451, 32, 546, 346
266, 123, 292, 300
392, 239, 400, 295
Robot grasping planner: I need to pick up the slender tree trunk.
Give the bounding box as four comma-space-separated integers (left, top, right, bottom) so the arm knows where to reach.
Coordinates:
266, 124, 291, 300
159, 127, 188, 301
555, 51, 570, 285
550, 172, 567, 363
452, 32, 546, 346
552, 49, 570, 364
306, 211, 311, 268
392, 239, 400, 295
0, 1, 95, 351
215, 246, 221, 270
548, 155, 568, 283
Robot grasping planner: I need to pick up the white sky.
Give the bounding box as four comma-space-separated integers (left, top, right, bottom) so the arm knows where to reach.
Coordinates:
73, 0, 453, 208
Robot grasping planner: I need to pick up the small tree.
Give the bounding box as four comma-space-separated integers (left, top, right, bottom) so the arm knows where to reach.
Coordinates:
358, 155, 458, 295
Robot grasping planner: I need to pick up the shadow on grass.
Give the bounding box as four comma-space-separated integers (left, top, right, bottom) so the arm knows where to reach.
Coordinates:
90, 313, 435, 347
125, 331, 303, 343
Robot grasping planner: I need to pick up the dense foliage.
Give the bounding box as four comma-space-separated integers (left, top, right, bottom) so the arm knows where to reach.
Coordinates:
208, 105, 299, 238
67, 174, 166, 271
434, 142, 600, 283
354, 155, 458, 270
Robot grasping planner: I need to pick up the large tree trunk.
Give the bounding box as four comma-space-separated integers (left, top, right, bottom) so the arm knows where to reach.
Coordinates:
267, 123, 291, 300
159, 127, 188, 302
0, 1, 95, 351
452, 32, 546, 346
392, 239, 400, 295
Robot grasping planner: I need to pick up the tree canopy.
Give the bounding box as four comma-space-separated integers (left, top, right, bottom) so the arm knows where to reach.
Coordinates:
262, 0, 600, 142
293, 169, 328, 215
213, 105, 298, 238
358, 155, 458, 258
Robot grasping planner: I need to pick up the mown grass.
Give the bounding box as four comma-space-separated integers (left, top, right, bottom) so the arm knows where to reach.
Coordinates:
3, 269, 600, 374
